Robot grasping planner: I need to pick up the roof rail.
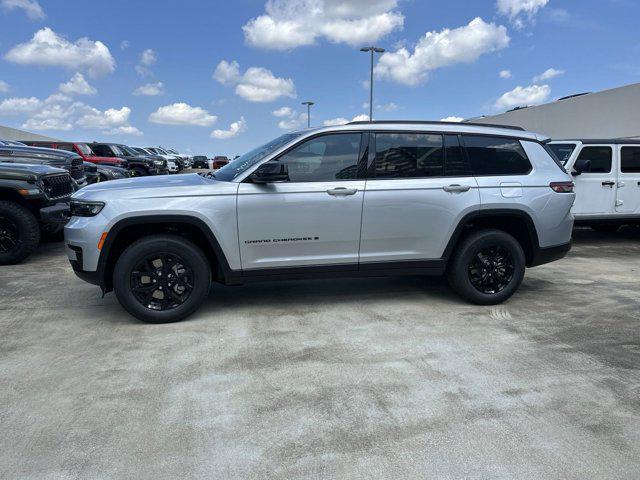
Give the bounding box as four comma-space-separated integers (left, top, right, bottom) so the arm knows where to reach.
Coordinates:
346, 120, 525, 131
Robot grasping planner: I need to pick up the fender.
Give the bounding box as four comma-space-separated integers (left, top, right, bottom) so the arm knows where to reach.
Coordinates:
97, 214, 238, 292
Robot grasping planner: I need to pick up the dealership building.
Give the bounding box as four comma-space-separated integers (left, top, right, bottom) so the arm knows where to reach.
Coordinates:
0, 124, 59, 142
468, 82, 640, 140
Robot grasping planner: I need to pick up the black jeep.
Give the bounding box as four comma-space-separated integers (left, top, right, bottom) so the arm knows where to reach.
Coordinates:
0, 163, 72, 264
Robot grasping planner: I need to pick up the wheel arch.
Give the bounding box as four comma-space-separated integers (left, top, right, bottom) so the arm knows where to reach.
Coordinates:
97, 215, 236, 293
443, 209, 541, 267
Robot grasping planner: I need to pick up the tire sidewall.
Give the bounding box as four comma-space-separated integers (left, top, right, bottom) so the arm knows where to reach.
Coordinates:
113, 236, 211, 323
450, 231, 525, 305
0, 201, 40, 265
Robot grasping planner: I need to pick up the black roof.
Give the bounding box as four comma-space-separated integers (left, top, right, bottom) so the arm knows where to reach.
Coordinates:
346, 120, 525, 131
553, 138, 640, 145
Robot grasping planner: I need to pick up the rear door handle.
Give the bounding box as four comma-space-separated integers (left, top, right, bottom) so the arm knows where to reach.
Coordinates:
327, 187, 358, 196
443, 184, 471, 193
602, 181, 615, 187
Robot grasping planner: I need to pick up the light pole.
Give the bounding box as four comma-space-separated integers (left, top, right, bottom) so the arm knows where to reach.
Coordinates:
360, 46, 385, 121
301, 101, 314, 128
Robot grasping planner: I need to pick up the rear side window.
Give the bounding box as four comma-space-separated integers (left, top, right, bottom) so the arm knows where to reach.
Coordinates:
444, 134, 472, 176
548, 143, 576, 164
620, 147, 640, 173
577, 146, 612, 173
462, 135, 531, 175
374, 133, 443, 178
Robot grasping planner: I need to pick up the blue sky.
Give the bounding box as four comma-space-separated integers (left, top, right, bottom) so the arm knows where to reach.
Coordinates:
0, 0, 638, 156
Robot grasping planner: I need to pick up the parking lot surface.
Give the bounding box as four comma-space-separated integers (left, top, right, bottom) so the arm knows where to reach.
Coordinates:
1, 227, 639, 479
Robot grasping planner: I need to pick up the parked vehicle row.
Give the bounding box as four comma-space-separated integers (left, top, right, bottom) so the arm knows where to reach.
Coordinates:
65, 121, 575, 323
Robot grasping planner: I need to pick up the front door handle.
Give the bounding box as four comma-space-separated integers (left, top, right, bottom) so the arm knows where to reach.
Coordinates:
443, 184, 471, 193
602, 181, 615, 187
327, 187, 358, 196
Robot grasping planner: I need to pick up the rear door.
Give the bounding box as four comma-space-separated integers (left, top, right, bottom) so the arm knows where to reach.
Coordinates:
616, 145, 640, 214
237, 132, 366, 270
571, 145, 616, 215
359, 132, 479, 263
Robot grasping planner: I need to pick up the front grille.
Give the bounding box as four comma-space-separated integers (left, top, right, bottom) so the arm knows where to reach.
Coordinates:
69, 157, 84, 180
41, 173, 73, 200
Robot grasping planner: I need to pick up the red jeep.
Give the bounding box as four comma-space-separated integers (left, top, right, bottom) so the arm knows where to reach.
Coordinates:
22, 141, 128, 169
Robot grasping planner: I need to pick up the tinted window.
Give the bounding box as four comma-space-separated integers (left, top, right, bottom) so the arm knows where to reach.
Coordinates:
577, 146, 612, 173
444, 134, 472, 176
620, 147, 640, 173
91, 145, 111, 156
57, 144, 75, 152
374, 133, 443, 178
548, 143, 576, 164
463, 135, 531, 175
269, 133, 361, 182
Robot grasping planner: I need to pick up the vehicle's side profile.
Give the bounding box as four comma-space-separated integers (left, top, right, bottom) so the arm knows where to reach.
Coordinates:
65, 122, 574, 323
549, 139, 640, 231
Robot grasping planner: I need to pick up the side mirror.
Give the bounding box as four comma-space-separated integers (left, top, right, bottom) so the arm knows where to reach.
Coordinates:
573, 159, 591, 176
250, 162, 289, 184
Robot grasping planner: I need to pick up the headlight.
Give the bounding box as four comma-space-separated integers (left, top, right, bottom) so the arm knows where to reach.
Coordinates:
154, 160, 163, 166
70, 200, 105, 217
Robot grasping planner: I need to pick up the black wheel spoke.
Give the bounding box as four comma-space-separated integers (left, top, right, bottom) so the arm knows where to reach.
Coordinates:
468, 245, 515, 295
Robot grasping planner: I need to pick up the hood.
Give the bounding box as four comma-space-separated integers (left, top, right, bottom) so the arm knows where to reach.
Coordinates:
0, 162, 67, 180
72, 172, 225, 200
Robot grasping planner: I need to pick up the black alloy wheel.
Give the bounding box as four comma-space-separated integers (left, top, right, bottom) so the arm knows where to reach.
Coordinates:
130, 253, 194, 311
468, 245, 515, 294
0, 217, 19, 253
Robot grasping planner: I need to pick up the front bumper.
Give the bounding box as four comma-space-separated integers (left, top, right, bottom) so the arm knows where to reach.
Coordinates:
40, 202, 70, 225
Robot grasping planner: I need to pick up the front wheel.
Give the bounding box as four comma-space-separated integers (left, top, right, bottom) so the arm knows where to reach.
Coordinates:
113, 235, 211, 323
0, 201, 41, 265
447, 229, 525, 305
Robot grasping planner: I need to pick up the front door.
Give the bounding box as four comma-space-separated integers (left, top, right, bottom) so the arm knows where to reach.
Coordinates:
237, 132, 366, 270
616, 145, 640, 214
570, 145, 617, 215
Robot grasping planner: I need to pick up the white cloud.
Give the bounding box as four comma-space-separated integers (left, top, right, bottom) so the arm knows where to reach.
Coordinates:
4, 27, 115, 77
211, 116, 247, 139
0, 80, 9, 93
323, 117, 349, 126
1, 92, 141, 134
120, 40, 130, 50
494, 84, 550, 110
351, 113, 370, 122
499, 69, 512, 79
214, 60, 296, 102
441, 116, 464, 122
243, 0, 403, 50
272, 106, 294, 117
140, 49, 156, 66
0, 96, 42, 114
375, 18, 510, 86
58, 73, 96, 95
496, 0, 549, 27
213, 60, 241, 85
133, 82, 164, 96
532, 67, 564, 82
1, 0, 44, 20
149, 102, 217, 126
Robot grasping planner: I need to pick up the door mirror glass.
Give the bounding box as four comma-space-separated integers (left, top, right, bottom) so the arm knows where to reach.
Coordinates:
573, 159, 592, 175
250, 162, 289, 183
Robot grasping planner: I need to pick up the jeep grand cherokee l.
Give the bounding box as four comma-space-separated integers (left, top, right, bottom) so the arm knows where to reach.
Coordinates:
65, 121, 574, 323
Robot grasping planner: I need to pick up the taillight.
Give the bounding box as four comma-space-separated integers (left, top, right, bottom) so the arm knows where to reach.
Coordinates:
550, 181, 574, 193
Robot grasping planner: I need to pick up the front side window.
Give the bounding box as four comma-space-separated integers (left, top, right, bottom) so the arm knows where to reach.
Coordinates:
91, 145, 112, 157
463, 135, 531, 176
374, 133, 443, 178
267, 133, 361, 182
444, 134, 472, 176
76, 143, 93, 155
620, 147, 640, 173
577, 146, 612, 173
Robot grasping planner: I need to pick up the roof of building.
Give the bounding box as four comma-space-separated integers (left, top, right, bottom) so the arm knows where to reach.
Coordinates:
0, 124, 60, 142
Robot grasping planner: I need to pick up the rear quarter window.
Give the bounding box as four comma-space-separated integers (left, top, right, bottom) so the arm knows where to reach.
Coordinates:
462, 135, 532, 176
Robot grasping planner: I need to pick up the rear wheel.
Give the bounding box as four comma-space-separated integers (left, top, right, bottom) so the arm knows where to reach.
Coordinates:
113, 235, 211, 323
591, 224, 620, 233
0, 201, 40, 265
447, 229, 525, 305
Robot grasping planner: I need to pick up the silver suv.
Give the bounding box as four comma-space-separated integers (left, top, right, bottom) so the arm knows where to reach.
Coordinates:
65, 121, 575, 323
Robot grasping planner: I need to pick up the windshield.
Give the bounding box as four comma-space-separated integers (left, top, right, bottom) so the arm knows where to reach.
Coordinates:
118, 145, 136, 156
76, 143, 93, 155
132, 147, 148, 155
548, 144, 576, 164
214, 133, 302, 182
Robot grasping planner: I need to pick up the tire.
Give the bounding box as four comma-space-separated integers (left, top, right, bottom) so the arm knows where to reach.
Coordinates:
591, 224, 620, 233
113, 235, 211, 323
447, 229, 526, 305
130, 167, 147, 177
99, 173, 109, 182
0, 201, 41, 265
